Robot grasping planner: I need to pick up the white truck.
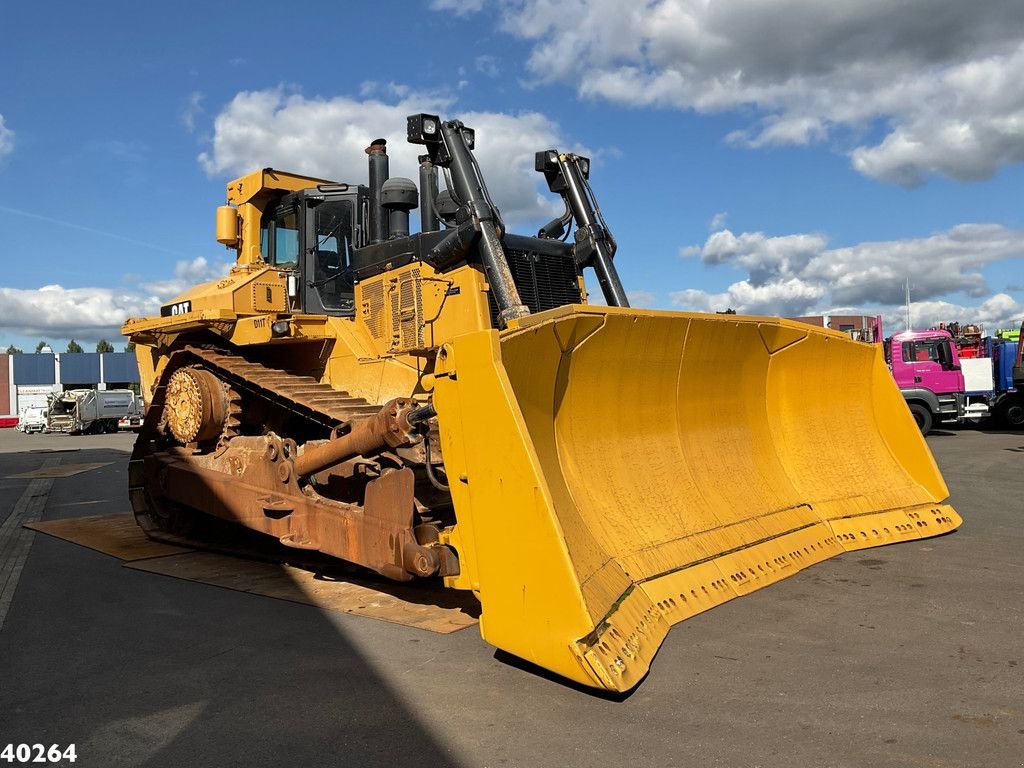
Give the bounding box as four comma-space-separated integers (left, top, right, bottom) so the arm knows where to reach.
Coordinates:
46, 389, 140, 434
17, 406, 48, 434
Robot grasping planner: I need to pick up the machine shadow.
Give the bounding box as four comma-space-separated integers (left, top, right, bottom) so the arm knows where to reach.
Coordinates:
0, 444, 465, 768
491, 650, 639, 702
166, 512, 481, 620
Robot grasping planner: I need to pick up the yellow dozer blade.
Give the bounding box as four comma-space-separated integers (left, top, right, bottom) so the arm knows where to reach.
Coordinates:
432, 306, 960, 692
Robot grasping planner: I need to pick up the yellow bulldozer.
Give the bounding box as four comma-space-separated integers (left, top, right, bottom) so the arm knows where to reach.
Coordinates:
122, 114, 960, 692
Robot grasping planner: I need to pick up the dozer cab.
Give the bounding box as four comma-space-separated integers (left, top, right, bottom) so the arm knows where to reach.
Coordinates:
123, 114, 961, 692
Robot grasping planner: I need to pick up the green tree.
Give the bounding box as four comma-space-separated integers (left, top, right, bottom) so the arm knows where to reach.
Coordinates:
95, 339, 115, 353
35, 341, 49, 353
66, 339, 84, 353
5, 345, 23, 354
124, 341, 136, 353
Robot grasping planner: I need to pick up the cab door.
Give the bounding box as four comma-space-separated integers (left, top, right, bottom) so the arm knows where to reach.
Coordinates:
301, 197, 356, 316
261, 199, 303, 312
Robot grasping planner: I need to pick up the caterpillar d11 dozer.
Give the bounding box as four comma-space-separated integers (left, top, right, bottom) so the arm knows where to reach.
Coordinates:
122, 114, 961, 692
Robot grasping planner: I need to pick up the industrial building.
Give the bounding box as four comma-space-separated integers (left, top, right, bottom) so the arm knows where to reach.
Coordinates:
0, 352, 140, 418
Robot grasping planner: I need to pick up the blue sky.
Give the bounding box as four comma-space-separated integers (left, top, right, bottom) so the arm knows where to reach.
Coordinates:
2, 0, 1023, 351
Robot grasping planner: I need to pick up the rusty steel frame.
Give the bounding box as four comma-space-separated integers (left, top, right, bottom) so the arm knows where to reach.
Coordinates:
146, 433, 456, 581
133, 347, 459, 582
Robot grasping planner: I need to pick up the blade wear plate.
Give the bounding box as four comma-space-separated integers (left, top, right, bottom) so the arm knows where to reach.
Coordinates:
432, 306, 960, 691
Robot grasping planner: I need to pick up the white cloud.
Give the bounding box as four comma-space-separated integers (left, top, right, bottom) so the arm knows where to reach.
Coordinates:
181, 91, 204, 133
0, 258, 231, 342
0, 285, 159, 341
708, 211, 727, 231
698, 229, 828, 286
671, 278, 826, 317
475, 55, 501, 78
827, 293, 1024, 336
672, 223, 1024, 327
627, 289, 657, 307
903, 293, 1024, 333
198, 87, 575, 225
0, 114, 14, 159
430, 0, 485, 16
805, 224, 1024, 305
456, 0, 1024, 185
139, 256, 231, 297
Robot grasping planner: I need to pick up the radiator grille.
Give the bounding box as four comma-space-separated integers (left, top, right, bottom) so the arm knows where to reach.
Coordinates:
393, 268, 424, 350
489, 249, 581, 325
361, 280, 385, 340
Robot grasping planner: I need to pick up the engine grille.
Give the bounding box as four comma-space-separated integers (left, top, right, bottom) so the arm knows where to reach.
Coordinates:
489, 248, 582, 326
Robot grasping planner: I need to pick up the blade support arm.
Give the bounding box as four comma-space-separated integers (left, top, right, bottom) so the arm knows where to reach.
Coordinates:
538, 151, 630, 308
410, 115, 530, 327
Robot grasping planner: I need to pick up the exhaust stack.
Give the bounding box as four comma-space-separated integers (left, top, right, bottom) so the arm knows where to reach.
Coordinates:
418, 154, 440, 233
366, 139, 390, 244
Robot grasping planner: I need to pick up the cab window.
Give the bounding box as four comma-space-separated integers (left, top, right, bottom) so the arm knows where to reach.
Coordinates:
311, 200, 354, 312
272, 206, 300, 269
902, 339, 954, 367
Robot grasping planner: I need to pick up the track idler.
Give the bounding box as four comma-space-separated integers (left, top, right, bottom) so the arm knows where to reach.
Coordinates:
164, 367, 228, 443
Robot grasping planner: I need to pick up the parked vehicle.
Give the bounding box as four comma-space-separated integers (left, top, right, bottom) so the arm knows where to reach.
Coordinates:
18, 406, 48, 434
990, 324, 1024, 428
887, 322, 1024, 434
118, 399, 144, 431
884, 329, 965, 435
46, 388, 139, 434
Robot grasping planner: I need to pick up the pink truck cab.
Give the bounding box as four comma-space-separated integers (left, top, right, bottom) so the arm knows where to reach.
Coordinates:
884, 329, 964, 435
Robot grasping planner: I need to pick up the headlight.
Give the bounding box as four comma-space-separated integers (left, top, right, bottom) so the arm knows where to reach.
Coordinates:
535, 149, 559, 172
407, 113, 442, 144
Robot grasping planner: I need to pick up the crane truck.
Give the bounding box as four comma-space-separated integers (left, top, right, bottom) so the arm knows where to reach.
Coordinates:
122, 114, 960, 692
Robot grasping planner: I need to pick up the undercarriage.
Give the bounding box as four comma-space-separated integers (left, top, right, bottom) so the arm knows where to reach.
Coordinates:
128, 345, 459, 582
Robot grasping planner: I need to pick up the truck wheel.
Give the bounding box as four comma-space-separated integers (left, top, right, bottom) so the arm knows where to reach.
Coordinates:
1005, 401, 1024, 429
908, 403, 932, 435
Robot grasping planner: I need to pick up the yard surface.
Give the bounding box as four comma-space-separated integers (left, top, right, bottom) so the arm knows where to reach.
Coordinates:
0, 426, 1021, 767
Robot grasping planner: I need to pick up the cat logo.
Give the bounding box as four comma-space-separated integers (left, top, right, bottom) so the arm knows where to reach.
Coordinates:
160, 300, 193, 317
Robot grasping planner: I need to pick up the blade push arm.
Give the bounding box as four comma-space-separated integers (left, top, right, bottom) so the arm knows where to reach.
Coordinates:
536, 151, 630, 307
408, 114, 530, 328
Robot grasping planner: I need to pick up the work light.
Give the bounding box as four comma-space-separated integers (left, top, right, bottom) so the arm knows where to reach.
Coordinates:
407, 113, 442, 144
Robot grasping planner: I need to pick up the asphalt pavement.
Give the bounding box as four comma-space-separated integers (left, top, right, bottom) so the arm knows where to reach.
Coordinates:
0, 426, 1021, 768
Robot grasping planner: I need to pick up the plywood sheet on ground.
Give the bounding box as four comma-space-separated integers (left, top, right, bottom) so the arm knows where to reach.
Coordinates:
9, 462, 110, 479
25, 514, 192, 560
126, 552, 480, 634
27, 512, 478, 634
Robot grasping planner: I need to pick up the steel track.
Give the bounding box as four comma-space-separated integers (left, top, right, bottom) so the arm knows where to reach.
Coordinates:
127, 345, 386, 562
